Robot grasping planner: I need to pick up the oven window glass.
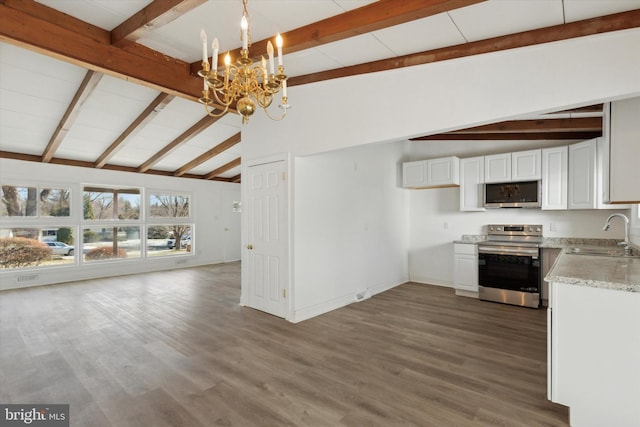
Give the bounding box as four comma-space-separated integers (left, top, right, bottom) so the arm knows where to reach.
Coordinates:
479, 253, 540, 293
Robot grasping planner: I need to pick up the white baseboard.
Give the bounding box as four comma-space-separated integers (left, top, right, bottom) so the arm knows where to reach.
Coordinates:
408, 276, 453, 288
291, 279, 407, 323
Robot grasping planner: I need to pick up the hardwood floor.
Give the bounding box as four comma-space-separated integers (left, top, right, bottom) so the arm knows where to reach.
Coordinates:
0, 262, 568, 426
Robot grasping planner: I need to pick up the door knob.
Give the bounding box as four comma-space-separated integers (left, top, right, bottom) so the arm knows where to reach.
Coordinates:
247, 244, 253, 250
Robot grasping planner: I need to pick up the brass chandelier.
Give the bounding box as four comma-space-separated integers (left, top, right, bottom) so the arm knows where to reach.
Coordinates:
198, 0, 289, 124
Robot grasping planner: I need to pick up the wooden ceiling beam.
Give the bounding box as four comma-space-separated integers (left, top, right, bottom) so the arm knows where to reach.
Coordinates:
111, 0, 207, 47
204, 157, 241, 180
41, 70, 103, 163
553, 104, 604, 114
190, 0, 487, 75
449, 117, 602, 134
137, 114, 224, 173
410, 131, 602, 141
0, 150, 233, 182
0, 1, 202, 101
94, 93, 175, 168
173, 132, 241, 177
1, 0, 108, 44
230, 174, 241, 183
289, 9, 640, 87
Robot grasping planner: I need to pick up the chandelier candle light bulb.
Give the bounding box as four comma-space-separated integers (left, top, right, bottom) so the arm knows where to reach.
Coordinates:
276, 33, 283, 66
200, 29, 207, 64
267, 41, 275, 75
212, 37, 219, 70
241, 15, 248, 50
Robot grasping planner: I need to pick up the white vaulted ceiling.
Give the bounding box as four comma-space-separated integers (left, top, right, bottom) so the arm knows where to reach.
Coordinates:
1, 0, 639, 181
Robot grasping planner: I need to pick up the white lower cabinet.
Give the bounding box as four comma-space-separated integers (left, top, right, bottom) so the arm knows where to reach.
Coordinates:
453, 243, 478, 296
548, 282, 640, 426
459, 156, 485, 211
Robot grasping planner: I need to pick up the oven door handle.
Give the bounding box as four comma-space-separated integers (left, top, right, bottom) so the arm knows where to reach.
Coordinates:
478, 246, 539, 258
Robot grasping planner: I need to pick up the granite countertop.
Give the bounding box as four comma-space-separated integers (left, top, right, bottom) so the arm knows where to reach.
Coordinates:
546, 250, 640, 293
453, 234, 640, 292
453, 234, 486, 244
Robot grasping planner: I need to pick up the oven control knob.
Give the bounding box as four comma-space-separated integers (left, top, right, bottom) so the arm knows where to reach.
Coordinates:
489, 226, 494, 231
536, 227, 541, 232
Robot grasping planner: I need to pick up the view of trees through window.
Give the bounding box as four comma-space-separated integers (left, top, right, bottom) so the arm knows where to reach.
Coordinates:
1, 184, 193, 269
83, 187, 140, 220
147, 193, 192, 256
1, 186, 70, 217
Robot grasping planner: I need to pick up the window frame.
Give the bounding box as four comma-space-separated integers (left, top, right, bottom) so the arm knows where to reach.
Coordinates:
146, 190, 194, 257
82, 185, 142, 222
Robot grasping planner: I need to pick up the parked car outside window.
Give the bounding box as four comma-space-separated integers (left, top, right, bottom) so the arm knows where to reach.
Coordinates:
167, 236, 191, 249
45, 241, 74, 256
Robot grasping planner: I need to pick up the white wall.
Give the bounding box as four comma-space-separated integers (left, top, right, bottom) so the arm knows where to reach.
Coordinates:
242, 28, 640, 162
0, 158, 241, 290
409, 186, 631, 286
240, 28, 640, 321
292, 142, 409, 321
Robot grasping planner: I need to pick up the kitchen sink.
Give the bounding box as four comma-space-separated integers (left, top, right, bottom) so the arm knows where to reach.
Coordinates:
566, 247, 640, 258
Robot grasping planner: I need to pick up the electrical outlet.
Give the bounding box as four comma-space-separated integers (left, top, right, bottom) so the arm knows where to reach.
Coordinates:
550, 223, 557, 232
444, 222, 449, 230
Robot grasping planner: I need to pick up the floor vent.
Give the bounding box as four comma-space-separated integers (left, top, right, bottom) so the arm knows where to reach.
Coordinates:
18, 274, 40, 282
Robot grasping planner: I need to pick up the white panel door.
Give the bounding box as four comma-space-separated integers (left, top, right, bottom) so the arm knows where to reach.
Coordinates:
246, 160, 287, 318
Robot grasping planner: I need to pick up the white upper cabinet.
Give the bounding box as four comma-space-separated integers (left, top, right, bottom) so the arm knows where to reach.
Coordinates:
484, 153, 511, 183
605, 98, 640, 203
485, 149, 541, 183
459, 156, 485, 211
568, 139, 597, 209
427, 156, 459, 187
403, 157, 459, 188
402, 160, 427, 188
541, 146, 568, 210
596, 138, 629, 209
512, 149, 542, 181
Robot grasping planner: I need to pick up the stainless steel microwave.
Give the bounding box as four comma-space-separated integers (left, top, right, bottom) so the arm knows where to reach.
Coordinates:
483, 180, 541, 208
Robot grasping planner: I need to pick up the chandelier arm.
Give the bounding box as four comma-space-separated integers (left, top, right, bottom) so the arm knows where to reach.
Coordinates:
262, 105, 287, 121
210, 86, 236, 107
204, 103, 230, 118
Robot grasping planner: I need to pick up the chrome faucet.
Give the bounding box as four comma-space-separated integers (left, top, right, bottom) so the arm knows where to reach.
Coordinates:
603, 213, 631, 255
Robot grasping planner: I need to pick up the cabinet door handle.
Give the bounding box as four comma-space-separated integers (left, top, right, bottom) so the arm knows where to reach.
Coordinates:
247, 244, 253, 250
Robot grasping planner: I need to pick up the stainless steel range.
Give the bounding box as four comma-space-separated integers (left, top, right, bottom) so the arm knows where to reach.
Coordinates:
478, 224, 543, 308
